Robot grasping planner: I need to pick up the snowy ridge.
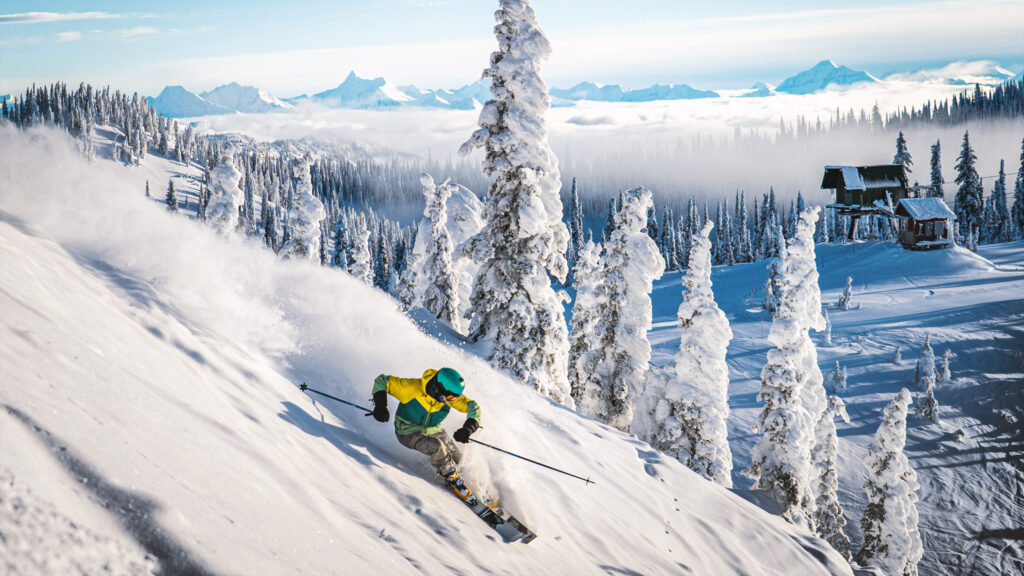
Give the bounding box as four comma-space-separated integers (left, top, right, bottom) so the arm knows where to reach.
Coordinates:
0, 125, 853, 575
776, 60, 878, 95
200, 82, 292, 113
147, 85, 232, 118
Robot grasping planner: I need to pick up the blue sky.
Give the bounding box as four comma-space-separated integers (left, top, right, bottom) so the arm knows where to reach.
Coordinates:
1, 1, 1022, 97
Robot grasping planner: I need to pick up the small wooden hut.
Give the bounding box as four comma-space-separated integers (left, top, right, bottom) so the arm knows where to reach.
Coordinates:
894, 197, 955, 250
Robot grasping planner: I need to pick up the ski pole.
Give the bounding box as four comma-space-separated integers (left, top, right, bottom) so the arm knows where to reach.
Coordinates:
299, 383, 595, 485
299, 383, 373, 414
469, 438, 594, 485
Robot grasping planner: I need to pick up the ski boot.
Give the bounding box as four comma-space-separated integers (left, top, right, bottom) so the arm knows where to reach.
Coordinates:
443, 469, 473, 501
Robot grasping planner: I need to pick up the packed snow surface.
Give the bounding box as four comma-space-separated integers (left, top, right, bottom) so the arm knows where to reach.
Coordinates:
0, 126, 852, 575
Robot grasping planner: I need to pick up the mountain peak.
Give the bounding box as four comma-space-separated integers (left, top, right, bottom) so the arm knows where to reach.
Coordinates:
776, 60, 878, 94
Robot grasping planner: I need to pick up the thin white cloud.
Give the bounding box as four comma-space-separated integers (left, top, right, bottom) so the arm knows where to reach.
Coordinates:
0, 11, 123, 24
116, 26, 159, 38
56, 31, 83, 42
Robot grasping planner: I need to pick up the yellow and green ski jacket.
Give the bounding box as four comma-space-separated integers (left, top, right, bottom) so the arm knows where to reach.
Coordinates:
373, 369, 481, 436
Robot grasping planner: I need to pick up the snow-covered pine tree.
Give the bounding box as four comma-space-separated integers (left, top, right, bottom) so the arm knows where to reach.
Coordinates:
837, 277, 854, 310
831, 361, 847, 394
763, 221, 786, 313
568, 177, 584, 277
459, 0, 572, 403
928, 140, 944, 199
584, 187, 665, 431
893, 131, 913, 174
568, 239, 604, 411
165, 179, 178, 212
646, 221, 733, 487
746, 207, 827, 527
916, 376, 939, 423
938, 349, 952, 383
954, 130, 984, 238
1012, 138, 1024, 240
919, 335, 936, 391
373, 225, 393, 292
206, 145, 244, 235
278, 155, 326, 262
822, 309, 832, 346
419, 173, 461, 330
349, 216, 373, 284
856, 389, 923, 576
812, 395, 852, 560
330, 214, 350, 271
145, 179, 150, 198
981, 159, 1009, 243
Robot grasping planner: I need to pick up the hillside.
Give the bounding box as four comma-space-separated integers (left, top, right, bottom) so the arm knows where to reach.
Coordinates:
0, 126, 854, 575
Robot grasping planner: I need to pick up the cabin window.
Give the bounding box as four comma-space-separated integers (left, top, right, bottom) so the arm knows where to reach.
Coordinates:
923, 221, 934, 237
934, 221, 945, 238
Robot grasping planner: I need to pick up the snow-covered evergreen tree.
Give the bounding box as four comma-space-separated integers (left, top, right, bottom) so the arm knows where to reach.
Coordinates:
165, 179, 178, 213
583, 187, 665, 431
893, 131, 913, 174
419, 173, 460, 330
1012, 138, 1024, 240
822, 309, 832, 346
278, 155, 326, 262
812, 395, 852, 561
856, 389, 923, 576
568, 239, 604, 411
919, 335, 936, 390
331, 214, 350, 271
893, 346, 902, 363
746, 207, 826, 527
646, 221, 733, 487
954, 130, 984, 239
928, 140, 944, 199
837, 276, 854, 310
349, 217, 373, 284
831, 361, 847, 394
763, 222, 786, 314
567, 177, 584, 277
981, 159, 1009, 243
206, 145, 244, 235
459, 0, 572, 402
938, 349, 952, 384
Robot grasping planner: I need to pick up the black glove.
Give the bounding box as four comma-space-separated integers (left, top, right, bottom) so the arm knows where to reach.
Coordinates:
372, 391, 390, 422
453, 418, 479, 443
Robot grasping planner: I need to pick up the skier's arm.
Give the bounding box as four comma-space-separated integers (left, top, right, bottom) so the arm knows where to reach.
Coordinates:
371, 374, 390, 422
450, 395, 481, 443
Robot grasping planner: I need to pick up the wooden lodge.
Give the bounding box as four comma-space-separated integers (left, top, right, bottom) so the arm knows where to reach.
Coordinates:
821, 164, 911, 239
894, 197, 956, 251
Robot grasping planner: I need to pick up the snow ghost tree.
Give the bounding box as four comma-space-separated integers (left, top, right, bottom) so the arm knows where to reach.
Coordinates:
206, 144, 244, 235
582, 187, 665, 431
938, 349, 952, 383
349, 216, 373, 284
831, 361, 847, 394
893, 346, 902, 363
646, 221, 734, 487
837, 277, 854, 310
278, 154, 325, 262
746, 207, 827, 528
165, 180, 178, 213
418, 173, 461, 331
856, 389, 923, 576
813, 395, 852, 561
459, 0, 572, 403
822, 309, 833, 346
916, 336, 938, 422
568, 239, 604, 411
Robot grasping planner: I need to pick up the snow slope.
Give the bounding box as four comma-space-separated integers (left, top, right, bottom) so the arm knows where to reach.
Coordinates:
0, 126, 851, 575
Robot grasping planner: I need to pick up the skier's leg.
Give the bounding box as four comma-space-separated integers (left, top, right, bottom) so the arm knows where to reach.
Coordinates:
396, 431, 458, 476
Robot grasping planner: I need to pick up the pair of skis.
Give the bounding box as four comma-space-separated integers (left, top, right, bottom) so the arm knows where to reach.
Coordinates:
445, 478, 536, 544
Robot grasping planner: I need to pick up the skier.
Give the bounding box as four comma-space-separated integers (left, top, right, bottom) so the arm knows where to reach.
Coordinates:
371, 367, 481, 496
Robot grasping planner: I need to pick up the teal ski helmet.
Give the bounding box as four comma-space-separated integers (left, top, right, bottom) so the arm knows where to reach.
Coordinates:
435, 367, 465, 396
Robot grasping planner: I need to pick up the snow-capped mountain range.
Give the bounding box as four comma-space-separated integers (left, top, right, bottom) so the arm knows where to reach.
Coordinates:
147, 59, 1022, 118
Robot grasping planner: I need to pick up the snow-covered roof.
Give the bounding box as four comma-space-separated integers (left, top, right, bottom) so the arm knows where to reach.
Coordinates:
897, 197, 956, 220
821, 165, 908, 191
